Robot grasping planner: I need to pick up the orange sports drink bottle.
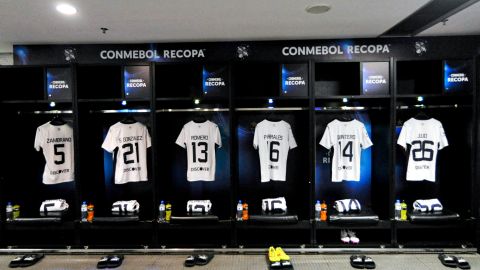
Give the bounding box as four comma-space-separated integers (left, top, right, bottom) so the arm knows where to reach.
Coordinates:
87, 202, 94, 222
320, 201, 327, 221
242, 201, 249, 220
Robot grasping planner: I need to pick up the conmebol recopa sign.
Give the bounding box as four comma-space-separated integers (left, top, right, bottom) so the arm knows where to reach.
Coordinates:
100, 49, 206, 59
282, 45, 390, 56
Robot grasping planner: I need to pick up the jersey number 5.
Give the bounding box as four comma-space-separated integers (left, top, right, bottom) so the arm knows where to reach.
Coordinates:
54, 144, 65, 165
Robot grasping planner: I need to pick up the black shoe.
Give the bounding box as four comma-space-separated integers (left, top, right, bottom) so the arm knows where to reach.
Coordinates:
97, 255, 112, 269
184, 255, 197, 267
8, 255, 26, 268
196, 254, 214, 266
19, 254, 44, 268
106, 255, 124, 269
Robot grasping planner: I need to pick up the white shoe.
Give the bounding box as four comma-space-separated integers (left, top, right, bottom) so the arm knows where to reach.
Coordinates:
341, 229, 350, 243
348, 230, 359, 244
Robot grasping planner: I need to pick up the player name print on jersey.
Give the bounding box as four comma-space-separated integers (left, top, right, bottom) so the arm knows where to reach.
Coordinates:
34, 122, 74, 184
102, 122, 151, 184
176, 120, 222, 181
253, 120, 297, 182
397, 118, 448, 181
319, 119, 373, 182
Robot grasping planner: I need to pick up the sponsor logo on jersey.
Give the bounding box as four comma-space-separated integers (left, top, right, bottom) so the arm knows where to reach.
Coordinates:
417, 134, 427, 138
191, 135, 208, 140
415, 165, 429, 170
124, 167, 142, 173
51, 169, 69, 175
264, 134, 283, 140
338, 166, 353, 170
47, 137, 72, 143
268, 165, 279, 170
191, 167, 210, 171
337, 135, 355, 140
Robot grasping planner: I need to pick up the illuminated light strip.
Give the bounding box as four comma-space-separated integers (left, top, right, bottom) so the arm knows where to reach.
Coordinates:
18, 110, 73, 115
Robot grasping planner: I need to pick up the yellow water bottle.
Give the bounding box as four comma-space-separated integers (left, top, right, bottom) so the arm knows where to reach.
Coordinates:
401, 200, 407, 221
165, 201, 172, 221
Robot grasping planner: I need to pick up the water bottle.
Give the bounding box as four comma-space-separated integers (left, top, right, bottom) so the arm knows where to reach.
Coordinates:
159, 201, 166, 221
401, 200, 407, 220
236, 200, 243, 221
6, 202, 13, 222
315, 200, 321, 221
395, 200, 401, 220
81, 201, 88, 222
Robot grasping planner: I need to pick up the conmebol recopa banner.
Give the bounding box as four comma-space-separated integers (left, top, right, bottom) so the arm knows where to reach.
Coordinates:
13, 36, 480, 65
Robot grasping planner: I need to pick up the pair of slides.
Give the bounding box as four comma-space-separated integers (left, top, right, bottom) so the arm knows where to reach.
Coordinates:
350, 255, 375, 269
438, 254, 470, 269
184, 254, 214, 267
9, 254, 44, 268
97, 255, 124, 269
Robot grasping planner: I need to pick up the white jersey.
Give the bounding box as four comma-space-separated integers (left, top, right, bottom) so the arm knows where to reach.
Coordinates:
319, 119, 373, 182
253, 120, 297, 182
176, 120, 222, 181
34, 122, 74, 185
397, 118, 448, 181
102, 122, 151, 184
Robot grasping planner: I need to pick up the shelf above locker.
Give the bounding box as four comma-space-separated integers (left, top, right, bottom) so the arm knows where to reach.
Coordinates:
396, 241, 474, 249
316, 220, 392, 230
315, 95, 390, 100
316, 241, 393, 249
395, 219, 474, 230
157, 220, 232, 230
236, 220, 311, 230
3, 221, 76, 231
80, 221, 154, 230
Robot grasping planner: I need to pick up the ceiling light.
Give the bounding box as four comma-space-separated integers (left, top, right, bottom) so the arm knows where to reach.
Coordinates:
56, 4, 77, 15
306, 4, 331, 14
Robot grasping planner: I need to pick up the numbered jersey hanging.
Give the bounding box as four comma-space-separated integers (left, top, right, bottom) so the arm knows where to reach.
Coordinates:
176, 120, 222, 181
320, 119, 373, 182
253, 120, 297, 182
34, 122, 74, 184
102, 122, 152, 184
397, 118, 448, 181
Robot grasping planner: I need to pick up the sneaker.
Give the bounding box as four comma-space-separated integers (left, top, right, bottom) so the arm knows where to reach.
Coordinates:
348, 230, 359, 244
341, 229, 350, 243
275, 247, 290, 261
269, 246, 280, 262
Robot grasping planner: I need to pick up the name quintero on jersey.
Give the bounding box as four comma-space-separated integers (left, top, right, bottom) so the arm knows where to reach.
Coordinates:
337, 135, 355, 139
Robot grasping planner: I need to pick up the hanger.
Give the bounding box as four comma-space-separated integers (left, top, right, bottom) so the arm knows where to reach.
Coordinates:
266, 111, 281, 122
339, 108, 353, 121
193, 113, 207, 123
120, 114, 137, 124
414, 108, 431, 120
50, 115, 67, 126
